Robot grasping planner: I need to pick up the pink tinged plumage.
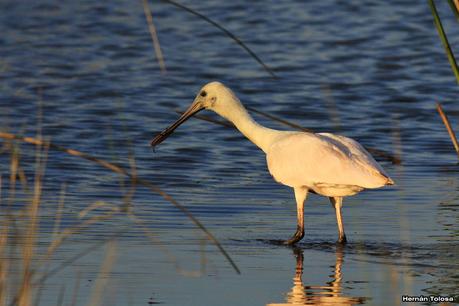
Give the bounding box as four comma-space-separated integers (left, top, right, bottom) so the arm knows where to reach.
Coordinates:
267, 132, 393, 196
150, 81, 394, 245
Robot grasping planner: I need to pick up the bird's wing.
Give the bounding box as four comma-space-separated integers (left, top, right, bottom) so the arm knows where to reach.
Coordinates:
266, 132, 390, 189
317, 132, 390, 177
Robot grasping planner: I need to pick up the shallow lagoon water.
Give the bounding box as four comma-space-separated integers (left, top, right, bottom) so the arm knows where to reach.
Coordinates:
0, 0, 458, 305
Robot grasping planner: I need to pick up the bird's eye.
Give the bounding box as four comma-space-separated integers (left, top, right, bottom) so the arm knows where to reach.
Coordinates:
200, 91, 207, 97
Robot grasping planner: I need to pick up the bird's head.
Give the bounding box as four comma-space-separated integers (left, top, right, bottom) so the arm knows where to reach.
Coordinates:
150, 81, 241, 148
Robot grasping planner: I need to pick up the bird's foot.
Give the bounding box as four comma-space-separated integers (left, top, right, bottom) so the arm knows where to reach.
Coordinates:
283, 226, 304, 246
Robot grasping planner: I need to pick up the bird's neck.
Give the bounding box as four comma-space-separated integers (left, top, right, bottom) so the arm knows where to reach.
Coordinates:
216, 101, 283, 153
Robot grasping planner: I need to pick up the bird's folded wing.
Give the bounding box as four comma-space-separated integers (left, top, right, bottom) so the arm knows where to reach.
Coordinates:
266, 133, 390, 189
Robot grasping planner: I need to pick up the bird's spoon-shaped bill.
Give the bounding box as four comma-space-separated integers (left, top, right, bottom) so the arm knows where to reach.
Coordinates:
150, 101, 204, 147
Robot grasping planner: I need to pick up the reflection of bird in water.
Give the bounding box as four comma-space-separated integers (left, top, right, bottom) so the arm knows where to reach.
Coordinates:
150, 82, 394, 244
267, 246, 365, 306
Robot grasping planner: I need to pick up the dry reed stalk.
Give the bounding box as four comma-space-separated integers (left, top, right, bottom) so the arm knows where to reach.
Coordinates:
178, 236, 208, 278
0, 132, 239, 274
142, 0, 167, 73
28, 183, 67, 306
5, 151, 127, 305
8, 145, 19, 209
8, 181, 117, 305
86, 241, 117, 306
78, 201, 117, 219
4, 146, 27, 306
0, 175, 8, 306
122, 153, 208, 275
17, 141, 49, 306
121, 151, 138, 213
51, 184, 66, 242
69, 272, 81, 306
46, 207, 119, 258
436, 103, 459, 159
448, 0, 459, 19
0, 222, 9, 306
13, 230, 123, 306
56, 285, 65, 306
126, 212, 184, 273
199, 238, 207, 276
35, 233, 121, 287
39, 201, 180, 289
390, 114, 403, 167
2, 143, 26, 192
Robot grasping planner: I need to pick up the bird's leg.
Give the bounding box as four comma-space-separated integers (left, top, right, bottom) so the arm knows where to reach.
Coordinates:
330, 197, 347, 244
284, 188, 308, 245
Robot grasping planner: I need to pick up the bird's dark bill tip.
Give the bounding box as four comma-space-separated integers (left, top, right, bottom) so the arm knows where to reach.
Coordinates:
149, 132, 168, 147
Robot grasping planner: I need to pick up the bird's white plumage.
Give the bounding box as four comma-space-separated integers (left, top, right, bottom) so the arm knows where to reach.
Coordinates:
152, 81, 394, 244
190, 82, 392, 198
266, 132, 391, 197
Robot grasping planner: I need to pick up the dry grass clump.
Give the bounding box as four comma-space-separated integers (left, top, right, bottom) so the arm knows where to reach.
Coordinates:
0, 131, 239, 305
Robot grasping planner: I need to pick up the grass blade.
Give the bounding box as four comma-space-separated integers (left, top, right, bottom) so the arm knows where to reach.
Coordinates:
429, 0, 459, 83
161, 0, 277, 78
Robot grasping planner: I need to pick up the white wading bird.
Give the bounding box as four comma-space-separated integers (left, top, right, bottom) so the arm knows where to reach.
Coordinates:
150, 82, 394, 245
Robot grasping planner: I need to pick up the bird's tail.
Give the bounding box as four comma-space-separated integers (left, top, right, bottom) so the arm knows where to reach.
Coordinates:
385, 177, 395, 185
